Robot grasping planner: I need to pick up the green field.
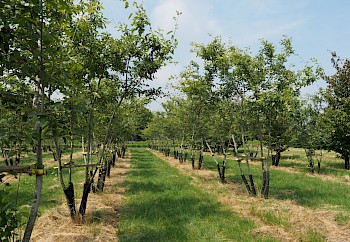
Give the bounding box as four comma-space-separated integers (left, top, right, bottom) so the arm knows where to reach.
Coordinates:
2, 146, 350, 241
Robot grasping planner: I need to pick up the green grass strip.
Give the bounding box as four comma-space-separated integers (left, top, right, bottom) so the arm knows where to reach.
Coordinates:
201, 154, 350, 211
117, 148, 274, 242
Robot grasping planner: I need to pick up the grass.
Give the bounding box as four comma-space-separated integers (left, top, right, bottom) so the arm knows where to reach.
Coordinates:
3, 144, 349, 241
193, 152, 350, 212
250, 206, 290, 229
127, 141, 149, 147
117, 148, 275, 242
335, 212, 350, 225
0, 148, 94, 233
277, 148, 350, 176
303, 229, 327, 242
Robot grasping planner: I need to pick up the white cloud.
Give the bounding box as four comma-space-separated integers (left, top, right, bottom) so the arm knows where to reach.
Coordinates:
151, 0, 222, 45
145, 0, 223, 110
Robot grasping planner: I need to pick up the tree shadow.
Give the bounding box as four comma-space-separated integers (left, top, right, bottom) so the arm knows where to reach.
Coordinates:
118, 194, 256, 242
117, 148, 262, 241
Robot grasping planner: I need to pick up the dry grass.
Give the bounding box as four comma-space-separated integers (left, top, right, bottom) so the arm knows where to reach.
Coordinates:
152, 149, 350, 242
207, 150, 350, 186
30, 155, 131, 242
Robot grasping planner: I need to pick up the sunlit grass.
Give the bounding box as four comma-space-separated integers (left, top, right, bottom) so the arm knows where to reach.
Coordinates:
117, 148, 275, 242
250, 205, 290, 229
197, 151, 350, 212
1, 149, 95, 227
335, 212, 350, 225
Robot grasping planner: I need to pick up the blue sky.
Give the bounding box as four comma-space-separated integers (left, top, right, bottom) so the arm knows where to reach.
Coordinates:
100, 0, 350, 110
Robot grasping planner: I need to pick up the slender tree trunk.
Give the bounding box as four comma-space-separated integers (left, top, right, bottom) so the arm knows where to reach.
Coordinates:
206, 141, 221, 181
264, 158, 270, 199
232, 134, 238, 157
246, 158, 257, 196
261, 157, 270, 199
221, 145, 227, 183
261, 159, 267, 196
259, 132, 264, 157
345, 153, 350, 170
53, 137, 77, 218
241, 132, 257, 196
80, 94, 126, 217
22, 2, 44, 239
22, 125, 43, 242
53, 138, 65, 189
317, 150, 322, 174
237, 159, 252, 195
274, 150, 281, 166
198, 140, 204, 169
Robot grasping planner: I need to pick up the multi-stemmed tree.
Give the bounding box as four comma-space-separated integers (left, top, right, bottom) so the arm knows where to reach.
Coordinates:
1, 0, 177, 240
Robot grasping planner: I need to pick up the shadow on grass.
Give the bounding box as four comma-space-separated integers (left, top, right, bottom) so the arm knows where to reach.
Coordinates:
89, 209, 117, 224
119, 195, 255, 242
327, 160, 346, 169
118, 148, 264, 242
281, 154, 302, 160
269, 170, 350, 211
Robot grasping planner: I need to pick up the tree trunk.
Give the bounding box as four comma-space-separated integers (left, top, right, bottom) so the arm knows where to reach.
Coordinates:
345, 153, 350, 170
198, 151, 203, 169
232, 134, 238, 157
264, 169, 270, 199
245, 158, 256, 196
79, 181, 91, 220
22, 3, 44, 238
22, 173, 43, 242
63, 182, 76, 218
221, 160, 226, 183
237, 160, 252, 195
261, 157, 270, 199
274, 151, 281, 166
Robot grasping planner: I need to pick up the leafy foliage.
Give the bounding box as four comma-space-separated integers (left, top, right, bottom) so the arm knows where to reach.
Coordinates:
323, 54, 350, 169
0, 187, 24, 242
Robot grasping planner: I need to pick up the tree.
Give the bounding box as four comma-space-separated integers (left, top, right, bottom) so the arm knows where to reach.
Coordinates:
323, 54, 350, 170
253, 37, 320, 166
0, 0, 177, 238
0, 0, 76, 240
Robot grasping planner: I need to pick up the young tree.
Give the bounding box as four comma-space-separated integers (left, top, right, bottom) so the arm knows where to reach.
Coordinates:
323, 54, 350, 170
0, 0, 76, 239
254, 38, 320, 166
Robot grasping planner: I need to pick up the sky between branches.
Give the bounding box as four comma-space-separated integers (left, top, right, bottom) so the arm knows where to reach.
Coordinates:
101, 0, 350, 110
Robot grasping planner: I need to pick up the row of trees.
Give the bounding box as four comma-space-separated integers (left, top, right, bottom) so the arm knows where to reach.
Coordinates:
0, 0, 176, 241
144, 36, 350, 172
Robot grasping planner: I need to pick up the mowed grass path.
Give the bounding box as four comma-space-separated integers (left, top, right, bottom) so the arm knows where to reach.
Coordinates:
117, 148, 272, 242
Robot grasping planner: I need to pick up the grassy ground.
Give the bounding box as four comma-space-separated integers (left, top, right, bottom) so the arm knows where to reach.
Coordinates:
197, 152, 350, 212
2, 145, 350, 241
117, 148, 274, 242
154, 148, 350, 241
0, 148, 93, 237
